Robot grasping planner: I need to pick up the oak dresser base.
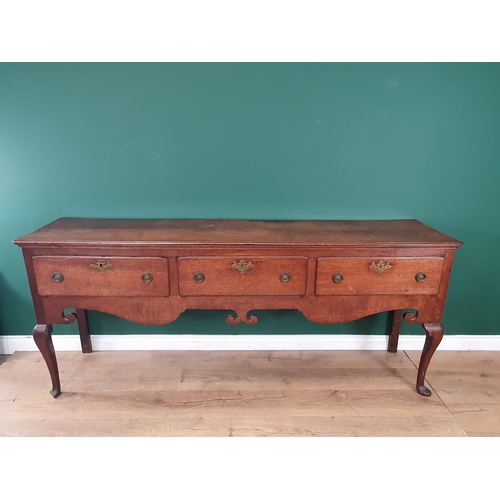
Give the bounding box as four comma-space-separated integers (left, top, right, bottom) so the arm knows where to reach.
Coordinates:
14, 218, 462, 398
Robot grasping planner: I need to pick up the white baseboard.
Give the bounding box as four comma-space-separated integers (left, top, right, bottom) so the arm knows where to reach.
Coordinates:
1, 334, 500, 354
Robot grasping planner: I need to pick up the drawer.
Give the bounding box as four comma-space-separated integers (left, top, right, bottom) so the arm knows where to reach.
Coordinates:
315, 257, 444, 296
33, 256, 170, 297
178, 257, 307, 296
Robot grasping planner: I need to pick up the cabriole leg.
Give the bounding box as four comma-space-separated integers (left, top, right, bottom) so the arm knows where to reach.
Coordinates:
33, 324, 61, 398
387, 309, 403, 353
76, 309, 92, 353
416, 323, 444, 397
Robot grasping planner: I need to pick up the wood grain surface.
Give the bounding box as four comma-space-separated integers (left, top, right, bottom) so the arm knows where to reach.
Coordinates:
33, 256, 170, 297
316, 257, 443, 295
178, 256, 307, 296
14, 218, 463, 247
2, 349, 493, 437
405, 350, 500, 437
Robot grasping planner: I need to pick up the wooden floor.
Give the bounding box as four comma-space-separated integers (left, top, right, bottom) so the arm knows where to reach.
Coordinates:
1, 349, 499, 436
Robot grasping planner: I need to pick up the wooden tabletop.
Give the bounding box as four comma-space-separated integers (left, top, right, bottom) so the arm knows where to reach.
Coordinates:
14, 218, 463, 248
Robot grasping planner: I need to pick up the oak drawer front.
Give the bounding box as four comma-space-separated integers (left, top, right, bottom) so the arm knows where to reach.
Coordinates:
33, 256, 170, 297
316, 257, 444, 296
178, 257, 307, 296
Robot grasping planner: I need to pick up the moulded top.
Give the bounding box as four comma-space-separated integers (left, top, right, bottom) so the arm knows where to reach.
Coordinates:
13, 218, 463, 248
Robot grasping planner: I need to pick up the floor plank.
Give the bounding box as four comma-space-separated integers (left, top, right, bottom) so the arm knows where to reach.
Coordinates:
406, 350, 500, 436
406, 350, 500, 404
445, 403, 500, 437
0, 349, 487, 437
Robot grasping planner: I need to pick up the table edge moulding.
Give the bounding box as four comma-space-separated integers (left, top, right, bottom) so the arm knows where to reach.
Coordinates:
13, 218, 463, 398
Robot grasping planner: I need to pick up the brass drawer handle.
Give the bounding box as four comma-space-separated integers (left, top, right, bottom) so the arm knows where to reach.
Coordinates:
370, 260, 392, 275
52, 272, 64, 283
332, 272, 344, 284
90, 260, 113, 273
231, 260, 254, 274
142, 273, 153, 283
280, 272, 291, 283
415, 272, 427, 282
194, 272, 205, 283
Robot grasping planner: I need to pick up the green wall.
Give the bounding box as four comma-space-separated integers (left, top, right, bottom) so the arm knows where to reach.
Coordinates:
1, 63, 499, 337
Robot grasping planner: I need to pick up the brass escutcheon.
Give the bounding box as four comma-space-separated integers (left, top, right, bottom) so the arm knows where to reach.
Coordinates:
90, 260, 113, 273
369, 260, 392, 275
231, 260, 255, 274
